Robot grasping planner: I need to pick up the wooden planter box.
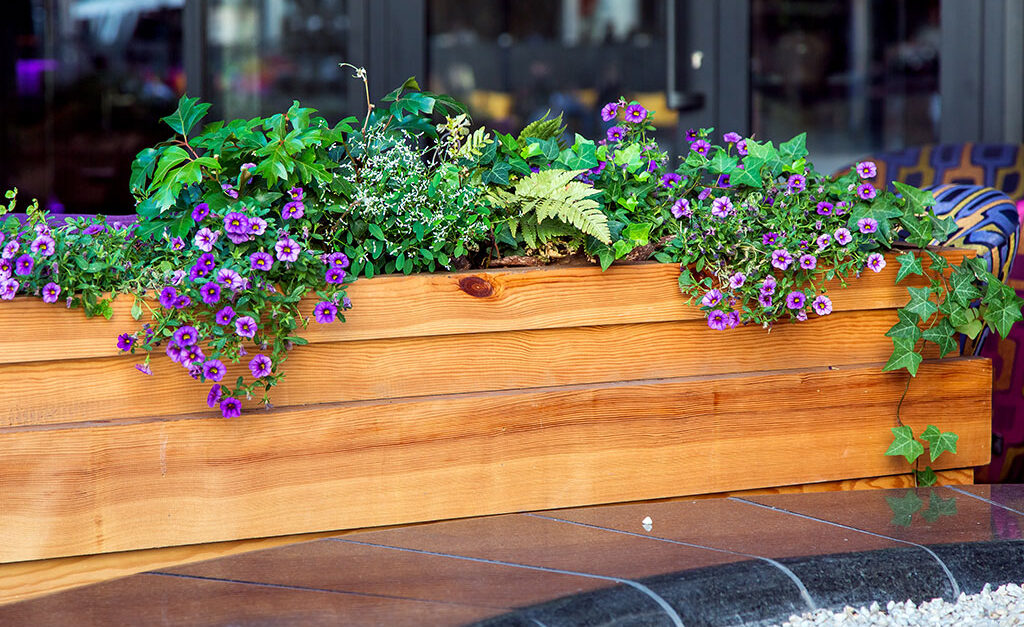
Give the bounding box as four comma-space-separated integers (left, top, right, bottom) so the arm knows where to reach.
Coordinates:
0, 249, 991, 564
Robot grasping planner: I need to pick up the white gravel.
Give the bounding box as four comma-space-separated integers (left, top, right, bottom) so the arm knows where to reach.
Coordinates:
772, 582, 1024, 626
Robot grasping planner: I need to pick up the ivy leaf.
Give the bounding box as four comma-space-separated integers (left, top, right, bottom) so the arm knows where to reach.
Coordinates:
886, 426, 926, 463
949, 264, 982, 306
892, 181, 936, 213
779, 133, 808, 161
161, 95, 211, 137
921, 318, 959, 357
885, 309, 923, 342
884, 337, 923, 376
885, 490, 924, 527
904, 286, 938, 322
924, 249, 950, 273
919, 424, 958, 462
915, 467, 938, 487
921, 491, 958, 522
983, 292, 1024, 338
931, 215, 958, 243
708, 150, 738, 175
895, 252, 924, 283
730, 164, 763, 188
899, 213, 933, 248
849, 200, 903, 240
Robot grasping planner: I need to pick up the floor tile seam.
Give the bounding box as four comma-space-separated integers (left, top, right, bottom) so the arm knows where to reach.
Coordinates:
527, 512, 818, 611
729, 497, 962, 599
329, 538, 685, 627
946, 486, 1024, 516
147, 570, 509, 611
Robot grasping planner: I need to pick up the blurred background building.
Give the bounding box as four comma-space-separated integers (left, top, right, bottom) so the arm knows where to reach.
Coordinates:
0, 0, 1021, 214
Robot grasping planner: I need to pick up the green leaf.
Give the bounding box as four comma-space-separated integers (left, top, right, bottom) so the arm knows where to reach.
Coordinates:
622, 222, 652, 245
892, 181, 936, 213
886, 426, 925, 464
778, 133, 808, 161
161, 95, 211, 136
130, 148, 160, 194
919, 425, 958, 462
921, 491, 958, 521
921, 318, 959, 357
848, 201, 903, 241
885, 309, 924, 342
367, 223, 385, 240
931, 215, 958, 243
708, 150, 738, 175
885, 490, 924, 527
924, 249, 950, 273
284, 336, 309, 346
883, 337, 923, 376
948, 264, 982, 306
900, 214, 933, 248
730, 165, 763, 188
895, 252, 924, 283
915, 467, 938, 487
983, 291, 1024, 338
130, 300, 143, 321
904, 286, 939, 322
149, 146, 190, 188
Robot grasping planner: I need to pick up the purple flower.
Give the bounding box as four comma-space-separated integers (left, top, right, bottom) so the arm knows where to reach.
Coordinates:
325, 267, 346, 284
196, 253, 216, 271
326, 252, 350, 269
856, 161, 877, 179
707, 309, 728, 331
660, 173, 682, 189
834, 228, 853, 245
83, 224, 106, 236
200, 282, 221, 305
191, 202, 210, 222
203, 359, 225, 382
226, 232, 251, 245
835, 201, 849, 215
701, 289, 723, 308
282, 200, 305, 220
711, 197, 734, 218
170, 237, 185, 251
761, 275, 777, 295
174, 294, 192, 309
248, 354, 273, 378
342, 296, 352, 310
183, 345, 205, 364
623, 103, 647, 123
194, 227, 219, 252
165, 341, 183, 363
716, 174, 731, 188
250, 252, 274, 272
685, 128, 698, 142
724, 311, 740, 329
207, 384, 223, 408
216, 268, 241, 287
787, 175, 806, 193
173, 325, 199, 347
220, 397, 242, 419
14, 254, 33, 276
857, 218, 878, 234
2, 241, 19, 259
771, 249, 793, 271
224, 212, 249, 235
815, 201, 834, 216
288, 186, 304, 201
799, 254, 817, 270
729, 272, 746, 289
0, 279, 18, 300
159, 286, 178, 309
606, 126, 626, 142
762, 232, 781, 246
600, 102, 619, 121
698, 188, 712, 201
758, 293, 773, 308
189, 264, 210, 282
866, 252, 887, 273
736, 139, 748, 156
670, 198, 692, 219
117, 333, 135, 352
0, 258, 10, 279
313, 300, 338, 324
135, 363, 153, 376
235, 315, 257, 338
41, 282, 61, 303
816, 234, 831, 250
723, 131, 742, 144
215, 306, 235, 325
857, 183, 877, 200
247, 216, 267, 236
221, 183, 239, 199
812, 295, 833, 316
796, 310, 808, 321
786, 291, 806, 309
274, 238, 300, 263
171, 270, 186, 285
691, 139, 711, 156
30, 235, 55, 257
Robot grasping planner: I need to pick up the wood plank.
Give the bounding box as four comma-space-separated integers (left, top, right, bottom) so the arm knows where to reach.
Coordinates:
688, 468, 974, 501
0, 358, 989, 563
0, 309, 940, 428
0, 249, 971, 364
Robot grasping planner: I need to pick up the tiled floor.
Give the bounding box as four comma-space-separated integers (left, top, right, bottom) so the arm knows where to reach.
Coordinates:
2, 485, 1023, 626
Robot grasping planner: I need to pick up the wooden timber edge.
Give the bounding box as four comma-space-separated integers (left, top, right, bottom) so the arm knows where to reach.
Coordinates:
0, 468, 974, 607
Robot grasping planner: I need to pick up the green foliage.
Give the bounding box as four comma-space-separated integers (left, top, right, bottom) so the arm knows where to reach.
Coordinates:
885, 489, 958, 526
518, 111, 566, 144
886, 424, 958, 487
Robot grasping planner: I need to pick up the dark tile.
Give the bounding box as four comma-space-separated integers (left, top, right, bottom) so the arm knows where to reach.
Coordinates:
927, 539, 1024, 594
468, 584, 676, 627
162, 537, 610, 610
0, 572, 499, 626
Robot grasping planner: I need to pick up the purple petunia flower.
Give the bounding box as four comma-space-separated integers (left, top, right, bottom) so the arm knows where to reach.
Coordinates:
250, 251, 273, 272
220, 397, 242, 419
221, 183, 239, 199
660, 173, 682, 189
203, 359, 225, 382
173, 325, 199, 347
135, 363, 153, 376
288, 186, 304, 200
207, 384, 223, 408
171, 270, 186, 286
159, 286, 178, 309
671, 198, 692, 219
623, 103, 647, 123
14, 254, 33, 276
325, 267, 346, 284
200, 282, 221, 305
691, 139, 711, 156
816, 234, 831, 250
724, 311, 740, 329
761, 275, 777, 295
711, 196, 734, 218
235, 315, 257, 338
165, 341, 183, 363
834, 228, 853, 246
701, 289, 724, 308
30, 235, 55, 257
2, 241, 18, 259
174, 294, 192, 309
189, 265, 210, 282
249, 354, 273, 378
787, 174, 806, 193
226, 232, 251, 245
816, 201, 834, 216
723, 131, 742, 144
274, 238, 300, 263
215, 306, 235, 325
196, 252, 216, 271
41, 282, 61, 303
606, 126, 626, 142
83, 224, 106, 236
685, 128, 698, 142
313, 301, 337, 324
183, 345, 205, 365
224, 212, 249, 235
247, 216, 267, 236
729, 272, 746, 289
327, 252, 350, 269
194, 227, 219, 252
758, 293, 773, 308
216, 268, 240, 287
812, 295, 833, 316
342, 296, 352, 310
117, 333, 135, 352
762, 232, 781, 246
799, 254, 817, 270
736, 139, 748, 156
170, 237, 185, 251
0, 279, 18, 300
857, 218, 878, 234
600, 102, 619, 122
282, 200, 305, 220
716, 174, 731, 188
856, 161, 877, 179
857, 183, 877, 200
771, 249, 793, 271
786, 291, 806, 310
191, 202, 210, 222
707, 309, 728, 331
698, 188, 712, 201
866, 252, 887, 273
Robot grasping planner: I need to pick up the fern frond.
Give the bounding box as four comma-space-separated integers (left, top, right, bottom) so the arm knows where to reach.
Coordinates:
518, 111, 566, 143
510, 170, 611, 244
457, 126, 493, 158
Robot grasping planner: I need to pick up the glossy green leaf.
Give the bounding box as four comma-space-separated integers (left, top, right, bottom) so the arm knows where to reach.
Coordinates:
885, 426, 925, 463
895, 252, 924, 283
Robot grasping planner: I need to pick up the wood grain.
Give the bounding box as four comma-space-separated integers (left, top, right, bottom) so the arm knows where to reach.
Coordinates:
0, 309, 939, 428
0, 358, 989, 563
0, 249, 971, 364
688, 468, 974, 501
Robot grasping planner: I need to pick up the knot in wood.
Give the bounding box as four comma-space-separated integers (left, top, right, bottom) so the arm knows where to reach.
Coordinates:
458, 276, 493, 298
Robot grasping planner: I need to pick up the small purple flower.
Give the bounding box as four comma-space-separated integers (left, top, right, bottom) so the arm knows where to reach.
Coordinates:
203, 359, 226, 382
165, 341, 183, 363
183, 344, 205, 364
660, 173, 682, 189
30, 235, 55, 257
866, 252, 887, 273
857, 183, 877, 200
787, 174, 806, 193
159, 286, 178, 309
812, 295, 833, 316
716, 174, 731, 188
14, 254, 33, 276
723, 131, 741, 144
799, 254, 817, 270
342, 296, 352, 310
771, 249, 793, 271
2, 241, 19, 259
856, 161, 877, 179
216, 268, 240, 287
196, 252, 216, 271
171, 270, 186, 286
691, 139, 711, 156
707, 309, 728, 331
215, 306, 235, 325
758, 293, 774, 308
835, 201, 849, 215
857, 218, 878, 234
606, 126, 626, 142
796, 310, 808, 321
724, 311, 740, 329
314, 301, 338, 324
274, 238, 300, 263
247, 216, 267, 236
41, 282, 61, 304
288, 186, 304, 201
325, 267, 346, 284
0, 279, 18, 300
736, 139, 748, 156
816, 234, 831, 250
226, 232, 251, 245
189, 265, 209, 282
701, 289, 724, 308
834, 228, 853, 246
191, 202, 210, 222
600, 102, 619, 122
224, 212, 249, 235
250, 252, 274, 272
685, 128, 698, 142
711, 197, 734, 218
170, 237, 185, 251
83, 224, 106, 236
282, 200, 305, 220
194, 227, 219, 252
220, 397, 242, 419
135, 363, 153, 376
761, 275, 777, 295
786, 291, 806, 310
174, 294, 192, 309
200, 282, 221, 305
671, 198, 692, 219
117, 333, 135, 352
762, 232, 781, 246
249, 354, 273, 378
815, 201, 834, 216
729, 272, 746, 289
173, 325, 199, 347
207, 384, 223, 408
0, 258, 10, 279
623, 103, 647, 123
221, 183, 239, 199
698, 188, 712, 201
235, 315, 257, 338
